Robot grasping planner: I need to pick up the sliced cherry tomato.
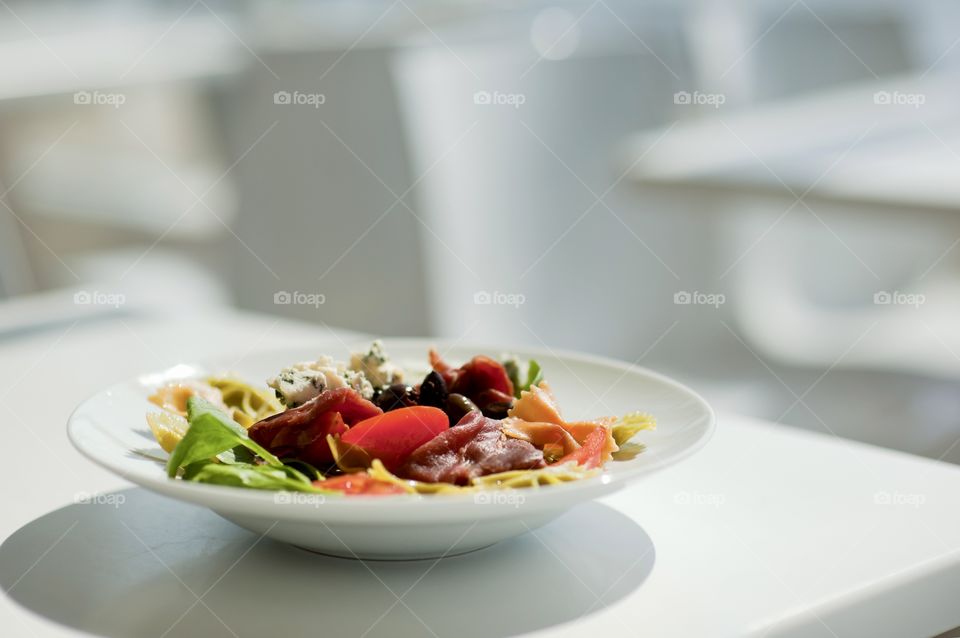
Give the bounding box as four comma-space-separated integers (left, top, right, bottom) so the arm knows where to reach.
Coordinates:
313, 473, 406, 495
341, 405, 449, 472
554, 426, 606, 469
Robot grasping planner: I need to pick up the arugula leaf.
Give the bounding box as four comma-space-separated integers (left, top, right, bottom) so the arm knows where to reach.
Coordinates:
166, 397, 281, 477
281, 459, 325, 481
504, 357, 544, 398
186, 462, 328, 492
523, 359, 543, 393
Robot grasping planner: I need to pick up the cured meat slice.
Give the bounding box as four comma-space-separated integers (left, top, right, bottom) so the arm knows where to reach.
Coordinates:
398, 411, 545, 484
248, 387, 381, 465
501, 417, 582, 457
429, 350, 515, 402
507, 382, 619, 464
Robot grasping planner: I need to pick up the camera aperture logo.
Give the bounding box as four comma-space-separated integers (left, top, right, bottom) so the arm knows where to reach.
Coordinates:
273, 90, 326, 108
474, 491, 525, 508
74, 491, 126, 508
274, 492, 326, 506
674, 90, 725, 108
674, 290, 725, 308
274, 290, 326, 308
873, 90, 925, 108
73, 90, 126, 108
473, 90, 526, 109
73, 290, 125, 308
473, 290, 526, 308
873, 290, 925, 308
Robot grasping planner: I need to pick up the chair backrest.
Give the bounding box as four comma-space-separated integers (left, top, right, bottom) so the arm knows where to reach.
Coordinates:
0, 186, 36, 299
391, 2, 695, 354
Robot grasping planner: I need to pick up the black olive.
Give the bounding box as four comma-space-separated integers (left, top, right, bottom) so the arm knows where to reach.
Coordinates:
418, 370, 448, 409
446, 393, 479, 425
480, 400, 512, 420
375, 384, 418, 411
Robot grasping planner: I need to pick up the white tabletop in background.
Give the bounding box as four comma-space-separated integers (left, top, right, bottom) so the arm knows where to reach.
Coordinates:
1, 311, 959, 638
623, 72, 960, 215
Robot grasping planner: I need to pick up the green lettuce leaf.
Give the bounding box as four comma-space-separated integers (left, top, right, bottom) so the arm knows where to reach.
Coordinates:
186, 462, 327, 492
504, 356, 544, 398
523, 360, 543, 393
166, 397, 281, 477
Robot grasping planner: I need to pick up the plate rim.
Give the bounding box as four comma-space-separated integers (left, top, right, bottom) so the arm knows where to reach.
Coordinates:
67, 338, 716, 516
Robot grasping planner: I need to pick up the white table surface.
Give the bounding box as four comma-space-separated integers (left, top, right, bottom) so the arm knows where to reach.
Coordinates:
1, 311, 959, 638
623, 72, 960, 216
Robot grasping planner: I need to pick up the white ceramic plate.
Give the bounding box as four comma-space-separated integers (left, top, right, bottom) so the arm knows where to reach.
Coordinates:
68, 339, 715, 560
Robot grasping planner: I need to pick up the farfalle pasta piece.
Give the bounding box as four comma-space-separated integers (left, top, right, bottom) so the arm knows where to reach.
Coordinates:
148, 380, 227, 416
506, 381, 619, 464
564, 420, 619, 462
507, 381, 564, 424
501, 418, 582, 461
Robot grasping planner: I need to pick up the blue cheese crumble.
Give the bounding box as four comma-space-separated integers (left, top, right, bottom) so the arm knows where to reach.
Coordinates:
349, 340, 403, 388
267, 342, 401, 407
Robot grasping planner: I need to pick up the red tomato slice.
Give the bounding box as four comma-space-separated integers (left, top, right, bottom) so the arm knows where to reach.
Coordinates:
313, 473, 406, 495
554, 426, 606, 469
340, 406, 449, 472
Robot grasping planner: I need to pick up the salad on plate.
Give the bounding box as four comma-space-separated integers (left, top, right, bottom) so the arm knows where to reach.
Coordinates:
145, 341, 655, 497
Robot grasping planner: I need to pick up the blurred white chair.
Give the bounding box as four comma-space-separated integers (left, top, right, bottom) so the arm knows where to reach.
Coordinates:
0, 8, 239, 307
393, 1, 696, 355
0, 185, 36, 299
683, 0, 917, 108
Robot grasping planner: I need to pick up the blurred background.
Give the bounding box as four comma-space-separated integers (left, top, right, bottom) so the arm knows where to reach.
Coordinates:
2, 0, 960, 462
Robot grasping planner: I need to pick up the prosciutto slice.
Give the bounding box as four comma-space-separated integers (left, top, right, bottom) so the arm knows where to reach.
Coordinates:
501, 418, 581, 457
398, 411, 545, 484
507, 381, 620, 464
248, 387, 381, 464
429, 350, 515, 403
